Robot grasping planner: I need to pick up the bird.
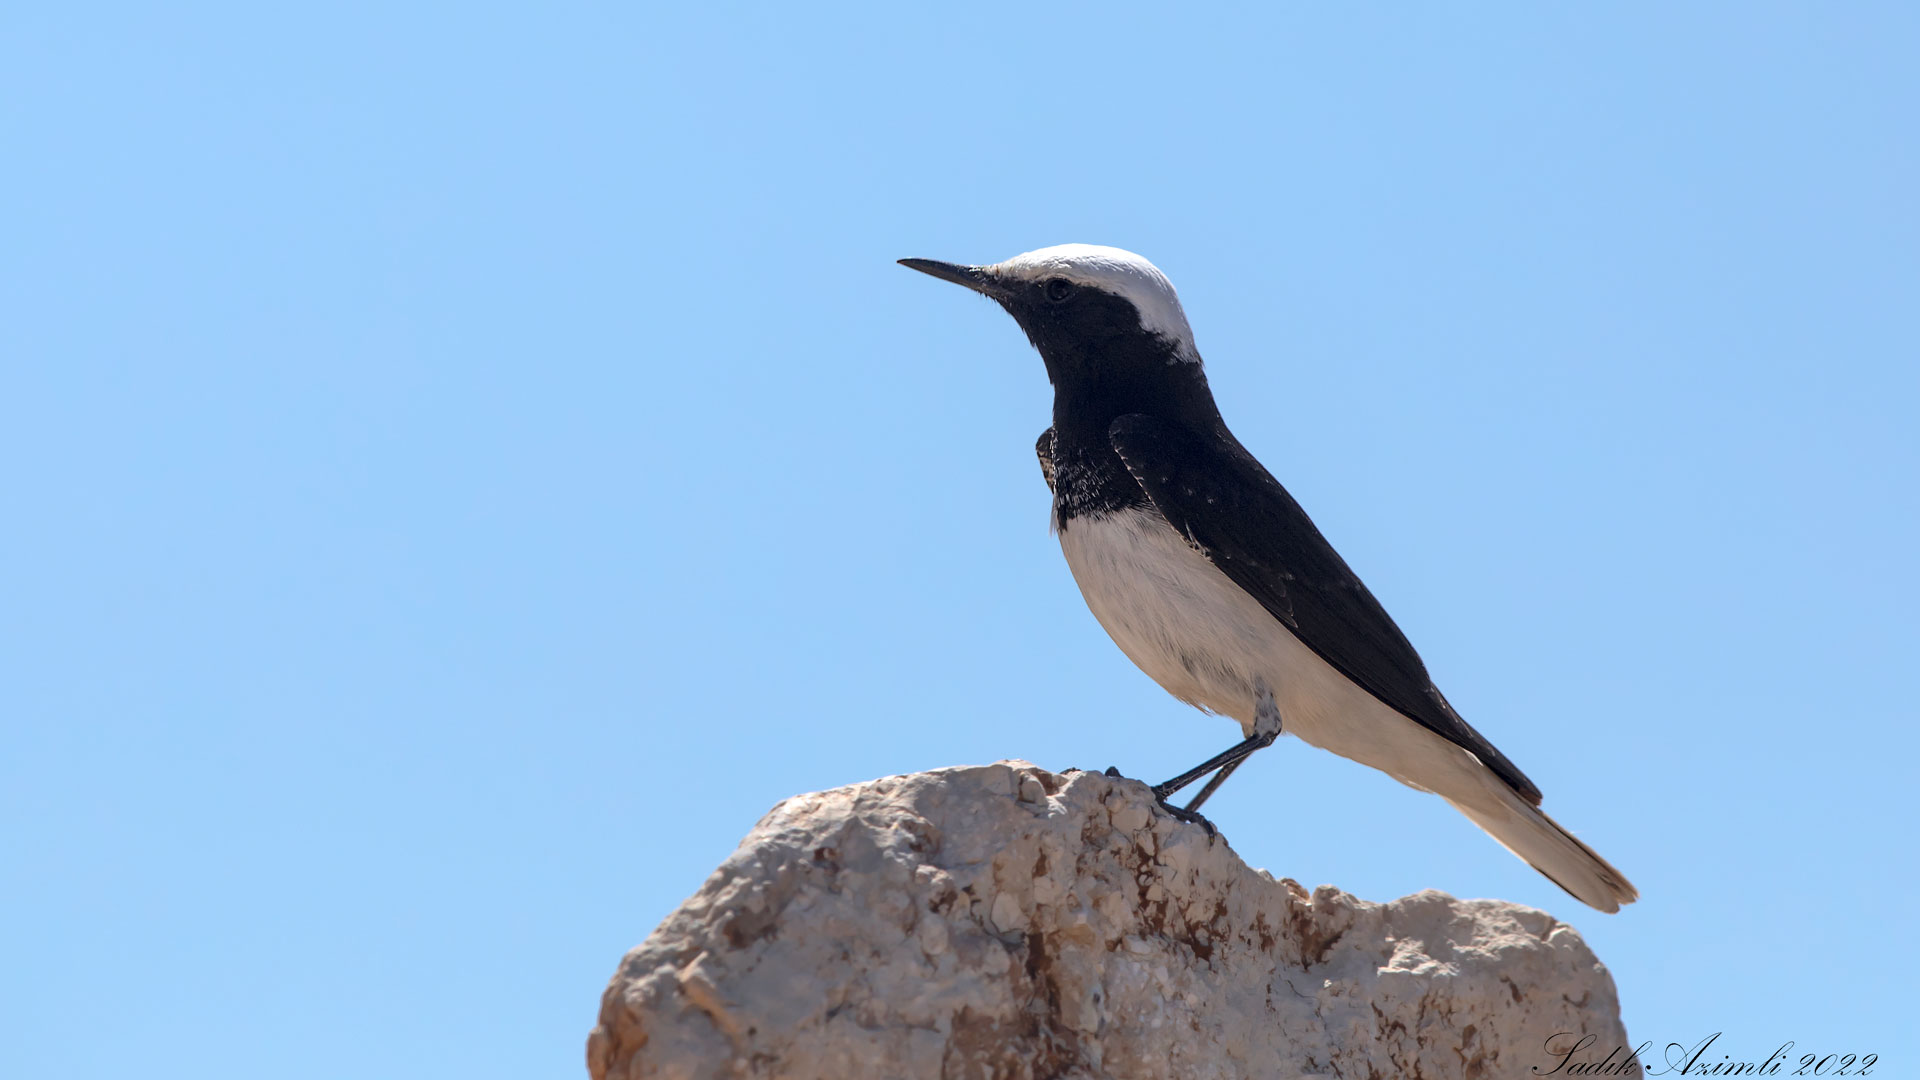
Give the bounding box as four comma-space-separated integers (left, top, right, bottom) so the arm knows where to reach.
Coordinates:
898, 244, 1637, 913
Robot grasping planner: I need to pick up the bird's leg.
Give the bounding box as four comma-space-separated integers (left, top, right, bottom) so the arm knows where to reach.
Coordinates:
1153, 683, 1285, 812
1148, 737, 1269, 801
1180, 757, 1245, 813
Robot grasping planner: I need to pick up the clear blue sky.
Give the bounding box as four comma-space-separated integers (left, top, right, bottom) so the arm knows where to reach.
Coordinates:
4, 4, 1915, 1076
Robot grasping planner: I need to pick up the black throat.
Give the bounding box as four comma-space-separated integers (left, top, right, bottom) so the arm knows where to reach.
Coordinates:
1001, 283, 1224, 525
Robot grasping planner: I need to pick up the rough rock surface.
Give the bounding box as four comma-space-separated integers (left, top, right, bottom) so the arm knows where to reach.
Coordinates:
590, 762, 1628, 1080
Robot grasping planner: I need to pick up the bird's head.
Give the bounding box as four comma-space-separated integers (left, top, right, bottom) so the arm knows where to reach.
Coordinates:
899, 246, 1207, 407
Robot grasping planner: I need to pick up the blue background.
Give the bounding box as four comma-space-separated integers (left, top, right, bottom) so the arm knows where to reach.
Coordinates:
4, 4, 1914, 1076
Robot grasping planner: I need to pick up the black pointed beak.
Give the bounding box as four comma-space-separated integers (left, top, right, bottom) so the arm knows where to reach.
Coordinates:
898, 258, 1009, 300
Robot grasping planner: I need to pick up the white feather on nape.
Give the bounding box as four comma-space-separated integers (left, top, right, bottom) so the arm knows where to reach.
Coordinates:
993, 244, 1199, 362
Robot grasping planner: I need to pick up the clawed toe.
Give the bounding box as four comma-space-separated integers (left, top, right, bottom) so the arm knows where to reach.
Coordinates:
1152, 794, 1217, 836
1088, 765, 1217, 835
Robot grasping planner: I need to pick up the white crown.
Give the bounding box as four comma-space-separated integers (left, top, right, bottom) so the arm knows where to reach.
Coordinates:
992, 244, 1197, 361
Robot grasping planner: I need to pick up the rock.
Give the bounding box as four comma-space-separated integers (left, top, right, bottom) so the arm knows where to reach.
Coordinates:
589, 762, 1629, 1080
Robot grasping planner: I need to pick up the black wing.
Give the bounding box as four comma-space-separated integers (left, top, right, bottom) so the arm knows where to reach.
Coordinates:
1107, 413, 1542, 805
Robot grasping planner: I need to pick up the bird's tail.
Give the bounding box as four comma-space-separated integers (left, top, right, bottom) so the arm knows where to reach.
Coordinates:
1446, 785, 1639, 913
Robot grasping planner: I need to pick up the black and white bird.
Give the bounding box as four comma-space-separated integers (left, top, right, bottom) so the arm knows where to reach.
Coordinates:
900, 244, 1637, 913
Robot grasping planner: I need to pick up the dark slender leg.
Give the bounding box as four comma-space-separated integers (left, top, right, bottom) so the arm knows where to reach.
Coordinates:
1151, 682, 1285, 818
1184, 758, 1243, 813
1150, 732, 1275, 802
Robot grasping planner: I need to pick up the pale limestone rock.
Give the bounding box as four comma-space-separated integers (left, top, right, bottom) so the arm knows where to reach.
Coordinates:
589, 762, 1628, 1080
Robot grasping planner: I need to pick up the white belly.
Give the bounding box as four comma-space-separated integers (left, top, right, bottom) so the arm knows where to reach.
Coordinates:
1055, 506, 1481, 798
1056, 507, 1639, 912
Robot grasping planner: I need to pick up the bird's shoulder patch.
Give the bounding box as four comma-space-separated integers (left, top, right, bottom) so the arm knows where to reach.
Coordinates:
1035, 426, 1057, 494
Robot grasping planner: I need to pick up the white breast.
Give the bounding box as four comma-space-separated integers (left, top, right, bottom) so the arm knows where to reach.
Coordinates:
1055, 506, 1487, 800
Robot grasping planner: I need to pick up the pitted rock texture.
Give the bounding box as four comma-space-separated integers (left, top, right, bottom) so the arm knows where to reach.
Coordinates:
589, 762, 1627, 1080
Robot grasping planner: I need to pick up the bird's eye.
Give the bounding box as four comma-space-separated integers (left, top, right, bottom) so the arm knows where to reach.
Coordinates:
1044, 278, 1075, 303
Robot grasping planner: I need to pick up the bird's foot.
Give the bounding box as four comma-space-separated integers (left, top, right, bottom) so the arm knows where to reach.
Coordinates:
1149, 790, 1217, 836
1089, 767, 1218, 834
